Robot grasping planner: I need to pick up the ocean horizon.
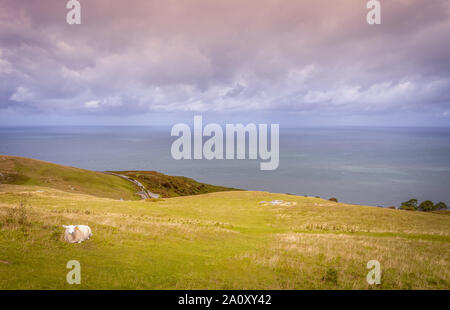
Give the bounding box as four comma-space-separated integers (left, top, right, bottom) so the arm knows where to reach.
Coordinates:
1, 125, 449, 207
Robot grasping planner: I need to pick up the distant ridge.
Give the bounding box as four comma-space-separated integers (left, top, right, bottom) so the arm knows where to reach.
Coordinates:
0, 155, 239, 200
109, 171, 240, 198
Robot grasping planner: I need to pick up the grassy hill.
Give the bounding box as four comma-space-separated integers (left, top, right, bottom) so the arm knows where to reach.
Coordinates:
0, 155, 139, 200
0, 156, 237, 201
111, 171, 239, 198
0, 157, 449, 289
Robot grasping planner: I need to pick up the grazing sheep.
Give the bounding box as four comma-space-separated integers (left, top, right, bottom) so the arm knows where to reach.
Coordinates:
63, 225, 93, 243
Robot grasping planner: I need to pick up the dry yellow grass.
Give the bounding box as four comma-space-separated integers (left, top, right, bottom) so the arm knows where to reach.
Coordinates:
0, 184, 449, 289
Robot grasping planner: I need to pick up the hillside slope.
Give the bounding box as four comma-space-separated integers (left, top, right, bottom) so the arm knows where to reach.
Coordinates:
111, 170, 239, 198
0, 184, 449, 289
0, 156, 239, 200
0, 155, 139, 200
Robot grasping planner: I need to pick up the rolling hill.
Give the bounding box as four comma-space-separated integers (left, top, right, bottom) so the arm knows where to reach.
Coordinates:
0, 156, 449, 289
0, 155, 236, 200
0, 155, 139, 200
110, 170, 239, 198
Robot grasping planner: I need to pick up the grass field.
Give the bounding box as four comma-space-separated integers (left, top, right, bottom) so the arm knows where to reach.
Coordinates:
0, 157, 449, 289
0, 155, 234, 200
0, 155, 140, 200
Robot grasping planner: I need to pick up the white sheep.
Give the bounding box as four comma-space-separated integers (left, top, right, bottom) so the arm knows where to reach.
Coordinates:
63, 225, 93, 243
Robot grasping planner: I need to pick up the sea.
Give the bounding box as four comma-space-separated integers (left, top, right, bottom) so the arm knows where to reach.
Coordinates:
1, 126, 449, 207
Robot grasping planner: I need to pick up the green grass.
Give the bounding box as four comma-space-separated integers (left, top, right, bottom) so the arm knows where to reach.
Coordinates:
111, 170, 240, 198
0, 155, 139, 200
0, 186, 449, 289
0, 155, 237, 200
0, 156, 449, 289
0, 155, 238, 200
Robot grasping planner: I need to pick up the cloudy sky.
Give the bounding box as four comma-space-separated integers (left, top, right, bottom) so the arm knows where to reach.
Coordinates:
0, 0, 449, 126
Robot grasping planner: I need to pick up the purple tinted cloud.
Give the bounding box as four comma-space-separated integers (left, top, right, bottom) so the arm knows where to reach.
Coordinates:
0, 0, 449, 123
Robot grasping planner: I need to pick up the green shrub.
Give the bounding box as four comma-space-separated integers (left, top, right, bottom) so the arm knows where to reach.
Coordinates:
1, 201, 31, 231
400, 199, 448, 212
400, 199, 418, 211
434, 202, 448, 210
328, 197, 338, 203
419, 200, 434, 212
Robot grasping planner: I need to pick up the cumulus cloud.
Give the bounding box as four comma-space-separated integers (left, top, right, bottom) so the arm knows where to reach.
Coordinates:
0, 0, 449, 121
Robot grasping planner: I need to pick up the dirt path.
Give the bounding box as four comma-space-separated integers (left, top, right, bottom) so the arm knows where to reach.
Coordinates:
104, 172, 160, 200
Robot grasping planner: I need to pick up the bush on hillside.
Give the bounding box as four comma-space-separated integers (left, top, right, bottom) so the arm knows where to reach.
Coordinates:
0, 201, 31, 232
328, 197, 338, 203
434, 202, 448, 210
419, 200, 435, 212
400, 199, 418, 211
399, 199, 448, 212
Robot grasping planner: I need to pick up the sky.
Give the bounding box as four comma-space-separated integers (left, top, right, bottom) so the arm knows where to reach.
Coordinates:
0, 0, 449, 127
